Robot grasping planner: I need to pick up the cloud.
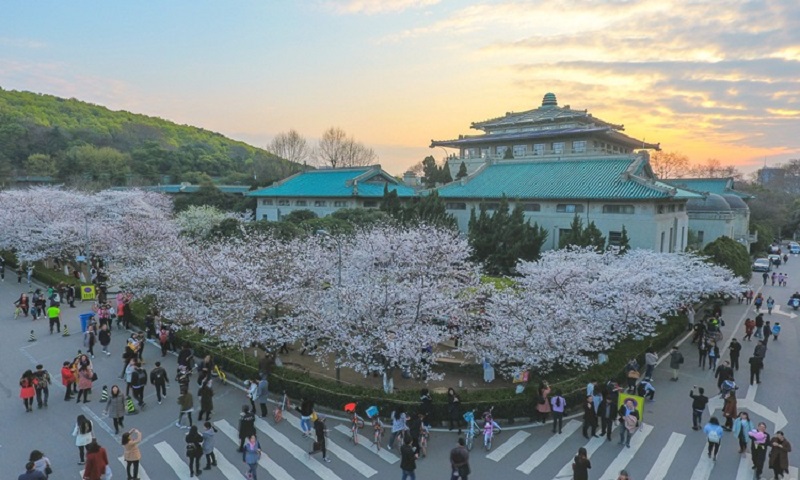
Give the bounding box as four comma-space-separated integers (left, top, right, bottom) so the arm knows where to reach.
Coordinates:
0, 36, 47, 49
326, 0, 441, 15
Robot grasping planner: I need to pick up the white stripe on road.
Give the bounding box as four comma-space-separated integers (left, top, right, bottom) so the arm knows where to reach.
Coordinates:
551, 434, 605, 479
117, 456, 151, 480
689, 442, 717, 480
281, 411, 377, 477
333, 424, 399, 464
154, 441, 192, 478
597, 424, 653, 480
643, 432, 685, 480
487, 430, 530, 462
214, 447, 248, 479
254, 415, 343, 480
735, 453, 753, 480
516, 420, 581, 474
216, 419, 294, 480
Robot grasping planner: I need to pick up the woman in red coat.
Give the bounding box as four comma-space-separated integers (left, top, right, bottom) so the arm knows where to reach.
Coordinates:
20, 370, 36, 412
83, 441, 109, 480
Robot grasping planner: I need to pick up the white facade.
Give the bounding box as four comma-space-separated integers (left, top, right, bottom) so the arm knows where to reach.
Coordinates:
255, 197, 382, 221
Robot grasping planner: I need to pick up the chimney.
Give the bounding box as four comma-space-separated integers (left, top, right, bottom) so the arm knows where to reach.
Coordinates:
403, 171, 420, 187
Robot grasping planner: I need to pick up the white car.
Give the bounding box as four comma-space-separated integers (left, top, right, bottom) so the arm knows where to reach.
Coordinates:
752, 258, 771, 272
789, 242, 800, 254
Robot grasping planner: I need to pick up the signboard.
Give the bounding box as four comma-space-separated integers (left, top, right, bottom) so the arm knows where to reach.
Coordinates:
81, 285, 96, 301
617, 393, 645, 422
513, 370, 530, 384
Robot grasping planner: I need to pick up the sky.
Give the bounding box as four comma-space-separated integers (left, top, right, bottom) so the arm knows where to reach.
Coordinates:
1, 0, 799, 177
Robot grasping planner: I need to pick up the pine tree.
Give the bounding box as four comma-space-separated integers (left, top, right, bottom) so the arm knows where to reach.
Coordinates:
439, 162, 453, 184
503, 148, 514, 160
618, 225, 631, 254
455, 161, 468, 180
583, 221, 606, 251
421, 155, 439, 188
559, 215, 585, 249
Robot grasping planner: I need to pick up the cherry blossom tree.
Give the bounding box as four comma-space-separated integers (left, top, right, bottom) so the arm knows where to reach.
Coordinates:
288, 224, 480, 380
459, 248, 744, 375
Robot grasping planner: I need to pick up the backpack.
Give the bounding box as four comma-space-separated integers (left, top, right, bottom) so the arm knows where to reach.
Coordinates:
708, 429, 720, 443
159, 329, 169, 344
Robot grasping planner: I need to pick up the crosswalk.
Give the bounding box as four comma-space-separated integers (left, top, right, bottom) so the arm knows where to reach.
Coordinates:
102, 414, 799, 480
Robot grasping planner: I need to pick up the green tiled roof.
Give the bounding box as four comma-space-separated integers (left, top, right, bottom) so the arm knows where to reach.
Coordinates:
663, 178, 752, 199
436, 156, 684, 200
112, 185, 251, 194
247, 166, 416, 198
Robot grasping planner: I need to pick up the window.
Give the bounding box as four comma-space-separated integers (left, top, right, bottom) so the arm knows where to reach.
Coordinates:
465, 148, 478, 158
481, 148, 490, 158
660, 231, 666, 252
556, 204, 584, 213
261, 199, 273, 206
534, 144, 545, 156
295, 200, 307, 206
481, 202, 501, 211
521, 203, 541, 212
314, 200, 327, 207
496, 146, 508, 158
445, 202, 467, 210
277, 199, 290, 206
668, 204, 676, 212
678, 204, 685, 211
261, 214, 268, 220
513, 145, 527, 157
363, 200, 378, 208
608, 231, 622, 246
572, 140, 587, 153
333, 201, 348, 207
553, 142, 565, 154
602, 204, 635, 214
656, 205, 665, 214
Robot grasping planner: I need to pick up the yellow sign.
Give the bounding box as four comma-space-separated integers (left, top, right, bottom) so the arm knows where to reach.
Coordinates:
617, 393, 645, 422
81, 285, 96, 301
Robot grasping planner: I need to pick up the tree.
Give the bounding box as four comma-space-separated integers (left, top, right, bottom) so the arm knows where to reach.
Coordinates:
583, 221, 606, 251
615, 225, 631, 254
503, 148, 514, 160
316, 127, 377, 168
649, 151, 689, 179
175, 205, 232, 239
282, 209, 318, 224
266, 129, 312, 164
421, 155, 454, 188
455, 161, 468, 180
702, 236, 752, 281
559, 215, 585, 249
24, 153, 58, 177
459, 248, 744, 374
687, 158, 742, 180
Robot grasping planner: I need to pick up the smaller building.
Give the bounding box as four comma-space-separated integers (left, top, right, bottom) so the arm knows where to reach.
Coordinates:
247, 165, 416, 221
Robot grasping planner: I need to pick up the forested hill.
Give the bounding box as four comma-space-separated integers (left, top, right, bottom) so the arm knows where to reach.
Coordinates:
0, 88, 303, 187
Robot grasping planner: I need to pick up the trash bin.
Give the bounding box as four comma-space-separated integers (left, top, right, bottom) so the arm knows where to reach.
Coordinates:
79, 313, 95, 332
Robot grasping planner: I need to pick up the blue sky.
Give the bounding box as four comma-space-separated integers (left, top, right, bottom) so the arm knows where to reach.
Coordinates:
2, 0, 799, 175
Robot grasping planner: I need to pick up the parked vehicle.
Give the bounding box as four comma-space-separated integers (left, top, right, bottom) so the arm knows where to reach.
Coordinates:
789, 242, 800, 254
752, 258, 771, 272
768, 254, 782, 267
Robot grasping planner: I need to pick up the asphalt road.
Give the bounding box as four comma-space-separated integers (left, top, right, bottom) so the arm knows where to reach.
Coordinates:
1, 259, 798, 480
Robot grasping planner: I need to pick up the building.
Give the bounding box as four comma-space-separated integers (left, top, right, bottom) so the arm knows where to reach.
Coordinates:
435, 153, 700, 252
247, 165, 416, 221
663, 178, 755, 248
430, 92, 660, 177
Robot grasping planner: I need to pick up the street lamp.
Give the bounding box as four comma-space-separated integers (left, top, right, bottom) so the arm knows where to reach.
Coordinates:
316, 229, 343, 383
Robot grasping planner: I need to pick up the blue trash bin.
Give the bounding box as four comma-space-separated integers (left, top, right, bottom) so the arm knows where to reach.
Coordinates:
79, 313, 95, 332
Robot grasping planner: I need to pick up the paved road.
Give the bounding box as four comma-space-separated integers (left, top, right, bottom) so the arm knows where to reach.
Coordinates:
1, 260, 798, 479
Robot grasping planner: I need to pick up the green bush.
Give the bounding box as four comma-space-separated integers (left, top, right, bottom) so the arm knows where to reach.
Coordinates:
703, 236, 752, 281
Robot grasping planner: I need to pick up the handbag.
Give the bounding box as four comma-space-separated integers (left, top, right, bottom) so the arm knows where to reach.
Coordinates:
101, 464, 113, 480
45, 465, 53, 475
627, 370, 640, 379
91, 371, 99, 381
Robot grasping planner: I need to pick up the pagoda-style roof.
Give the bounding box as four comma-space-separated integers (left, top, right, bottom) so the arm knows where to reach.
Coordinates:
430, 125, 660, 150
662, 177, 753, 199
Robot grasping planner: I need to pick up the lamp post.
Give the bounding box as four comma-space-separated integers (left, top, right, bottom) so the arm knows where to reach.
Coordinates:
316, 229, 343, 382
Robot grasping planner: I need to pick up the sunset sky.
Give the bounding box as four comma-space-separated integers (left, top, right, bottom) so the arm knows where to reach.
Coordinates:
2, 0, 798, 176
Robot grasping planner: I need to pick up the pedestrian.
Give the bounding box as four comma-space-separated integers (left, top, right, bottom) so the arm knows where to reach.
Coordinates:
582, 395, 598, 438
124, 358, 136, 396
19, 370, 36, 412
73, 414, 94, 465
104, 384, 126, 434
158, 325, 170, 357
636, 379, 655, 401
536, 381, 552, 423
198, 382, 214, 421
28, 450, 51, 479
686, 304, 696, 328
624, 358, 640, 393
767, 296, 775, 314
669, 346, 684, 381
237, 405, 256, 452
400, 435, 418, 480
296, 398, 315, 437
714, 360, 734, 391
617, 398, 639, 448
177, 389, 194, 428
754, 293, 763, 312
242, 434, 262, 479
197, 355, 214, 387
744, 318, 755, 341
644, 348, 657, 380
721, 391, 737, 431
122, 428, 142, 480
771, 272, 776, 286
388, 408, 408, 450
599, 395, 616, 441
245, 379, 258, 413
551, 390, 566, 434
46, 302, 60, 334
447, 387, 462, 433
749, 422, 770, 478
202, 422, 218, 471
729, 338, 741, 370
309, 415, 330, 463
772, 322, 781, 340
749, 354, 763, 385
762, 321, 771, 346
149, 361, 169, 404
185, 425, 204, 478
732, 411, 754, 453
84, 325, 97, 358
61, 360, 76, 401
768, 431, 792, 480
754, 314, 764, 338
697, 337, 709, 368
761, 271, 768, 285
82, 440, 109, 480
449, 437, 470, 480
256, 376, 269, 418
19, 462, 46, 480
572, 446, 591, 480
703, 416, 723, 460
76, 365, 93, 403
131, 362, 147, 408
98, 324, 111, 356
690, 386, 709, 430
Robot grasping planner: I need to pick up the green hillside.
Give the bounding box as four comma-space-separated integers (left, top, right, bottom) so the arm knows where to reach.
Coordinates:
0, 88, 302, 187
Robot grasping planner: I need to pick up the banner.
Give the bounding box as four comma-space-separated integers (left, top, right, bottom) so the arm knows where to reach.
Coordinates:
617, 393, 645, 422
81, 285, 96, 301
512, 370, 530, 384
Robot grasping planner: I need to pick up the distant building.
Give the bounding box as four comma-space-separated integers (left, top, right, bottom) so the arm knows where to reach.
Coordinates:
247, 165, 415, 221
757, 167, 800, 194
431, 93, 660, 177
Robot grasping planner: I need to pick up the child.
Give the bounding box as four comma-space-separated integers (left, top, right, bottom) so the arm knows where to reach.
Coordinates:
772, 322, 781, 340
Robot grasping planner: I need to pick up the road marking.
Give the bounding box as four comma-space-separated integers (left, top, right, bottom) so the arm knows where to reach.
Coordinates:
597, 424, 653, 480
154, 441, 193, 477
516, 420, 581, 474
643, 432, 685, 480
551, 434, 605, 479
216, 419, 294, 480
82, 405, 117, 439
214, 447, 247, 479
281, 411, 377, 477
332, 424, 399, 463
689, 442, 717, 479
254, 415, 343, 480
487, 430, 530, 461
735, 453, 752, 480
746, 383, 757, 402
117, 456, 151, 480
